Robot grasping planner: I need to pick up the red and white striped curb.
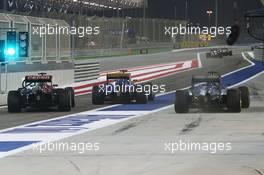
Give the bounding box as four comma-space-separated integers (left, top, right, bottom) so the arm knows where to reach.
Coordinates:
74, 59, 201, 95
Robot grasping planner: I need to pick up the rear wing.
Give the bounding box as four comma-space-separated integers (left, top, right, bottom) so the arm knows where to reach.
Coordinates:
192, 75, 221, 83
106, 72, 131, 80
25, 75, 52, 82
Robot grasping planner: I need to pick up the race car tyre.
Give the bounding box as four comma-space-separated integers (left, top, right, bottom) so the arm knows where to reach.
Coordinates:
66, 87, 75, 108
92, 86, 105, 105
239, 86, 250, 108
148, 93, 155, 101
174, 90, 189, 113
145, 83, 155, 101
120, 92, 131, 103
136, 92, 148, 104
227, 89, 241, 113
58, 90, 71, 111
8, 91, 21, 113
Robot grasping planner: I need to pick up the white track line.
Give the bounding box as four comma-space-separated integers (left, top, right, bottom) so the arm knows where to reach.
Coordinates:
227, 52, 264, 88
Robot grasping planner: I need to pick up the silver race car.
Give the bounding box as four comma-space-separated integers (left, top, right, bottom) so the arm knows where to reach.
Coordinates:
174, 72, 250, 113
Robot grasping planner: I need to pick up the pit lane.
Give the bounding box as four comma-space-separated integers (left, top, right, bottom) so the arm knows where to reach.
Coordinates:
0, 67, 263, 175
0, 48, 250, 130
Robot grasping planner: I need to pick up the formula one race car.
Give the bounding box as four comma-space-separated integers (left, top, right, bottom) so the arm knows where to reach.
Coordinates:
221, 48, 233, 56
92, 70, 155, 104
174, 72, 250, 113
8, 73, 75, 113
206, 48, 232, 58
250, 43, 263, 51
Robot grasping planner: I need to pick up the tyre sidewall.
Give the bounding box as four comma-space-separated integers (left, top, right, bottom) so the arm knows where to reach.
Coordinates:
8, 91, 21, 113
227, 89, 241, 112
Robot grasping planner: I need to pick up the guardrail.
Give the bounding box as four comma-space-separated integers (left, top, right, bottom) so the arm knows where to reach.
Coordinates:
74, 60, 100, 83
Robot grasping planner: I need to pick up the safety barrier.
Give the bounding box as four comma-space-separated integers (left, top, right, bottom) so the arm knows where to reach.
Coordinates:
74, 60, 100, 83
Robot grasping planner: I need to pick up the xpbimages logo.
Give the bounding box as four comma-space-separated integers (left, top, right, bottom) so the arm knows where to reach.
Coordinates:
98, 83, 166, 96
165, 24, 231, 38
32, 24, 100, 37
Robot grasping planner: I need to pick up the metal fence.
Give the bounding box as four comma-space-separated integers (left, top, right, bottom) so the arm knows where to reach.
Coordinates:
48, 13, 188, 52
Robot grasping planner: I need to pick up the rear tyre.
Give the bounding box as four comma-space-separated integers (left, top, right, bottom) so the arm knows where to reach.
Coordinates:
66, 87, 75, 108
227, 89, 241, 113
144, 83, 155, 101
136, 92, 148, 104
58, 90, 71, 111
174, 90, 189, 113
239, 86, 250, 108
92, 86, 105, 105
148, 93, 155, 101
121, 92, 132, 104
8, 91, 21, 113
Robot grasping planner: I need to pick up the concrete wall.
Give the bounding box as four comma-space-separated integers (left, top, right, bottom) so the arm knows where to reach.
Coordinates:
0, 94, 7, 106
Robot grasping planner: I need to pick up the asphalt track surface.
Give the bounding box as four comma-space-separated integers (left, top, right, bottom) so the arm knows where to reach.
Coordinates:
0, 48, 263, 174
0, 48, 249, 130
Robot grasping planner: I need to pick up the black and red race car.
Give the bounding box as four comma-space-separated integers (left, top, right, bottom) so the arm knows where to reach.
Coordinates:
7, 73, 75, 113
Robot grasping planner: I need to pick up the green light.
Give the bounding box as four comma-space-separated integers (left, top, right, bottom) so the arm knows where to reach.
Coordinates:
6, 48, 15, 56
4, 46, 17, 60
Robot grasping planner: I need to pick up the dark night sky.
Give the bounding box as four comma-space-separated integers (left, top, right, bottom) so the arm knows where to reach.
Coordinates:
147, 0, 263, 26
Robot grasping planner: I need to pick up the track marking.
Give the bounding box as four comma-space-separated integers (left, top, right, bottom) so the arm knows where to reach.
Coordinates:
227, 52, 264, 88
74, 59, 199, 95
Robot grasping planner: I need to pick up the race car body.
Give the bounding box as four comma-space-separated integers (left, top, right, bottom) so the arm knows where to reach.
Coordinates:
206, 48, 232, 58
174, 72, 250, 113
250, 43, 263, 50
8, 73, 75, 112
221, 48, 233, 56
92, 70, 155, 104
